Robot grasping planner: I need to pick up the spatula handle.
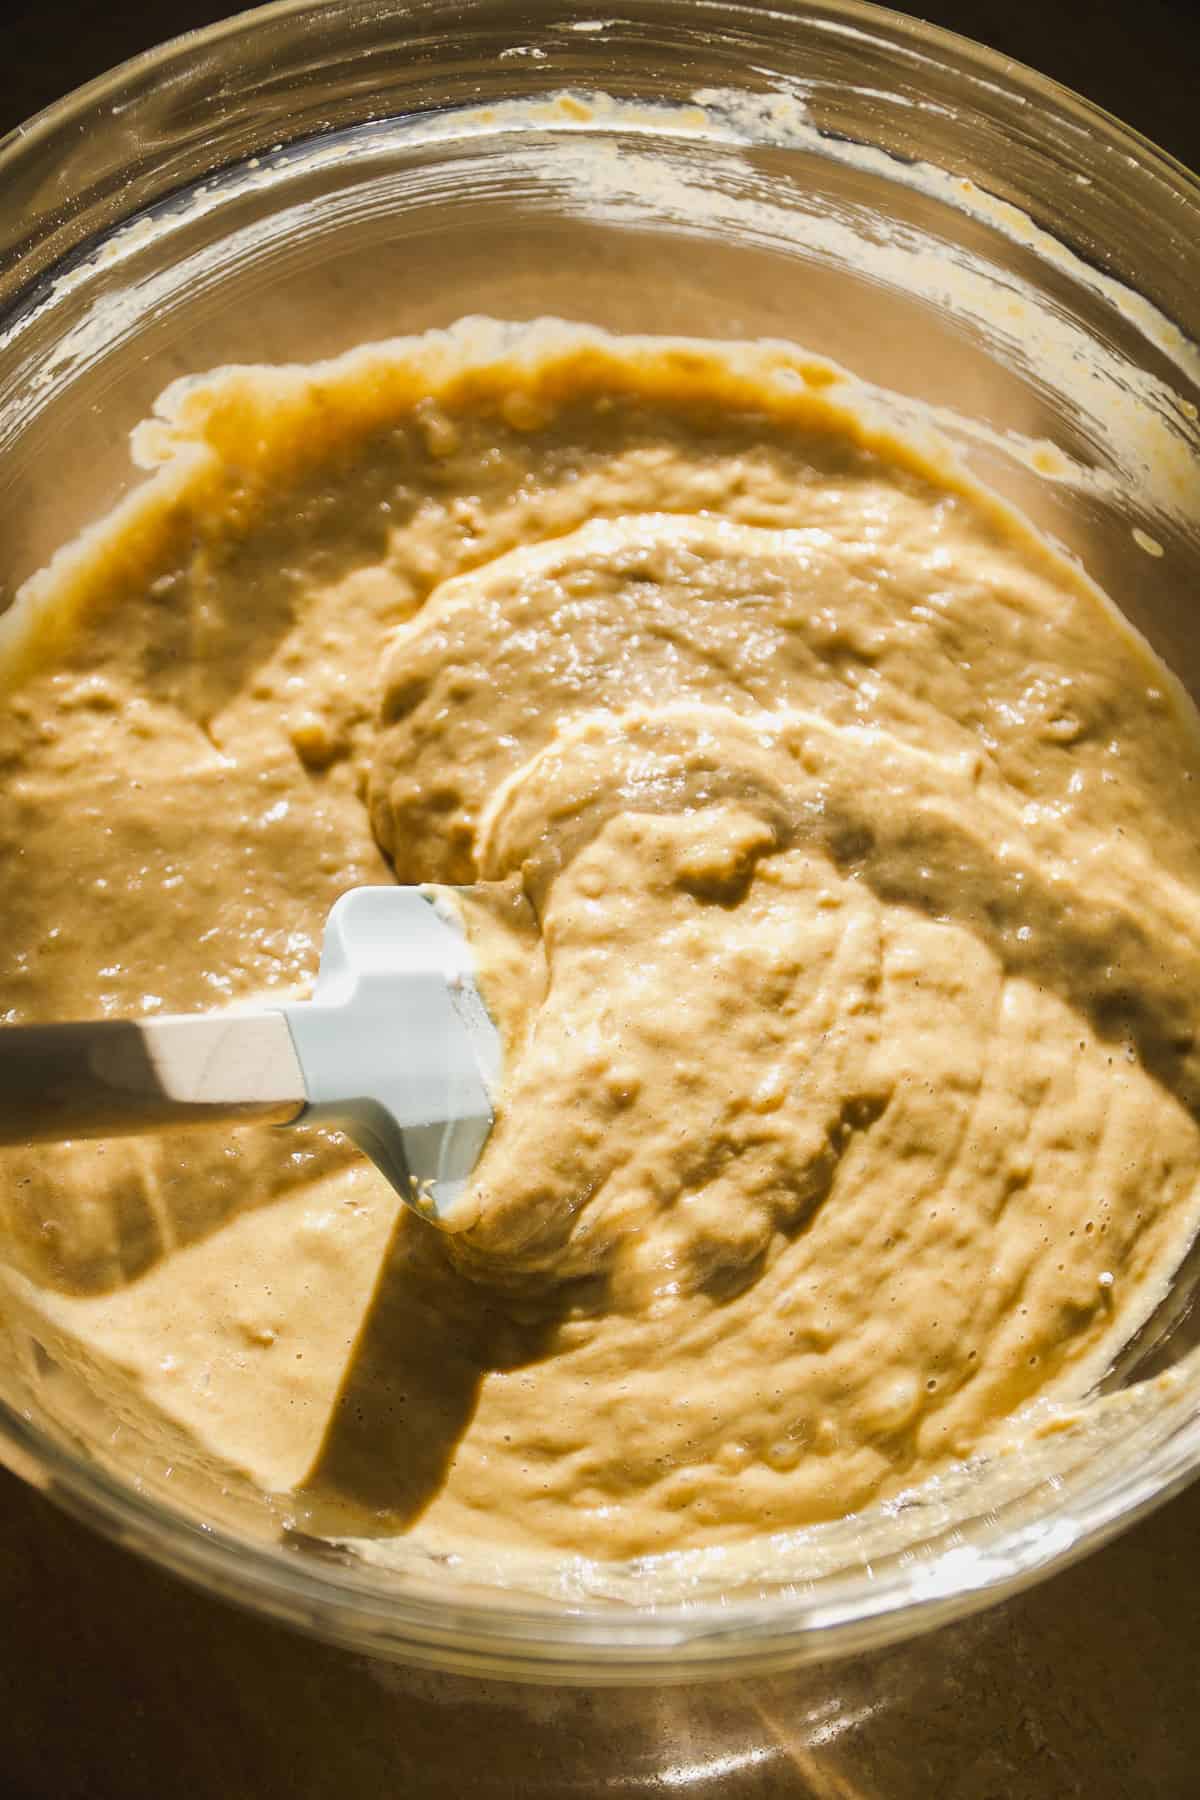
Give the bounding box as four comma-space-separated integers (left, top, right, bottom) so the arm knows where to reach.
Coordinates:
0, 1012, 306, 1146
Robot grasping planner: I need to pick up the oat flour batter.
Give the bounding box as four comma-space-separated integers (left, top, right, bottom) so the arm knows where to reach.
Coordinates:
2, 321, 1200, 1563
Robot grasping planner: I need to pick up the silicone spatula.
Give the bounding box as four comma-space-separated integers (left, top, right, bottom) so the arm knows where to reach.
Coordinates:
0, 887, 500, 1227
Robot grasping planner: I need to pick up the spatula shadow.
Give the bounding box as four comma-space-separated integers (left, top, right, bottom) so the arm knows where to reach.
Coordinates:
296, 1207, 578, 1532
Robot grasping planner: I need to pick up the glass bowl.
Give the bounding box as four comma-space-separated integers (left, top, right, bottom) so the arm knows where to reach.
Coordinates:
1, 0, 1199, 1683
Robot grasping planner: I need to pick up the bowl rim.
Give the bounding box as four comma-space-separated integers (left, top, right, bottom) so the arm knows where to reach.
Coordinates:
13, 1387, 1200, 1678
2, 0, 1198, 197
3, 0, 1200, 1677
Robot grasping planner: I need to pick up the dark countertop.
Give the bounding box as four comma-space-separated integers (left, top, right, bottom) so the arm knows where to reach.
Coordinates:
1, 5, 1199, 1797
5, 1463, 1200, 1798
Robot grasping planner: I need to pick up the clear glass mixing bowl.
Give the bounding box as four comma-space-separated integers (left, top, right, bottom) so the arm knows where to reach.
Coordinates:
1, 0, 1199, 1682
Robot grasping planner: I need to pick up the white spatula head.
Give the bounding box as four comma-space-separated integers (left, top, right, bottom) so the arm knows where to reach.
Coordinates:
281, 886, 501, 1227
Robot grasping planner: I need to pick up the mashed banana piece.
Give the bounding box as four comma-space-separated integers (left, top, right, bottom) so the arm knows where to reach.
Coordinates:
2, 320, 1200, 1562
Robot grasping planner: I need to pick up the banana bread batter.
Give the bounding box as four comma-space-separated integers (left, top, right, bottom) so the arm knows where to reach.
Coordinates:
2, 321, 1200, 1564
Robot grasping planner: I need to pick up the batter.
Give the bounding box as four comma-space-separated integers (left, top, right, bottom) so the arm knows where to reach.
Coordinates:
2, 320, 1199, 1564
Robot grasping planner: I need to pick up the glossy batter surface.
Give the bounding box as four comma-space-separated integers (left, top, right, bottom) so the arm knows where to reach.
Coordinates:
3, 322, 1200, 1563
